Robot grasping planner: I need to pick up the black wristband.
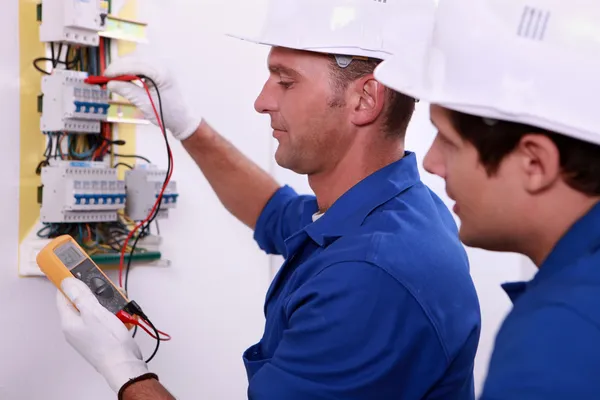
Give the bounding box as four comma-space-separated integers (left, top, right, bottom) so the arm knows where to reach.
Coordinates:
118, 373, 159, 400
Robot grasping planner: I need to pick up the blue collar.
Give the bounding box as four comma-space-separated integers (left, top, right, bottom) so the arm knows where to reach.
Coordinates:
300, 151, 420, 248
502, 200, 600, 303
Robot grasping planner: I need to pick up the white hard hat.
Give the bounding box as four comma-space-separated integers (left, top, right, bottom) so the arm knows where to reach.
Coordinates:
375, 0, 600, 145
228, 0, 437, 61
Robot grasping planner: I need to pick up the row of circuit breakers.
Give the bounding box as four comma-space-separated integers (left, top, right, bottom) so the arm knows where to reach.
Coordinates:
40, 160, 178, 223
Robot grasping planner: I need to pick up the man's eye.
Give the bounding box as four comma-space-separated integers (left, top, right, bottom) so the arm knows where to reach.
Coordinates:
437, 132, 455, 147
278, 81, 293, 89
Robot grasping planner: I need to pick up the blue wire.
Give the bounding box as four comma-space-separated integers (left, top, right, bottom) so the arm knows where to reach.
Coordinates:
68, 135, 96, 158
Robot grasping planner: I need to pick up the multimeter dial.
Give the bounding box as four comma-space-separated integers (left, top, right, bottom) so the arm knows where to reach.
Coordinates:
70, 259, 128, 314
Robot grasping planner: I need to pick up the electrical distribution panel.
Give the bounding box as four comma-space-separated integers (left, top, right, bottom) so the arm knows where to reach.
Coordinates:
40, 160, 126, 223
39, 0, 108, 46
125, 166, 179, 221
41, 70, 109, 133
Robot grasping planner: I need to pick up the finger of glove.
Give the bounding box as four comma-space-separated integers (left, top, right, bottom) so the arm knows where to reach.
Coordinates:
104, 57, 165, 84
107, 81, 158, 122
56, 287, 84, 330
60, 277, 104, 317
107, 81, 148, 105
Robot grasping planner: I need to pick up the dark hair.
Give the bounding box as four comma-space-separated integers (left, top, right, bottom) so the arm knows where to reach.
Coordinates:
328, 56, 416, 139
449, 110, 600, 195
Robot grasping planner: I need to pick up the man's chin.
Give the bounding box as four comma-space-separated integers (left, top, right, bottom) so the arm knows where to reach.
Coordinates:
274, 151, 309, 175
459, 226, 514, 253
274, 149, 292, 169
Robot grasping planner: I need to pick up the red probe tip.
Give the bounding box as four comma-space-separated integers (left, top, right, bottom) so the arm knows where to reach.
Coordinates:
84, 75, 140, 85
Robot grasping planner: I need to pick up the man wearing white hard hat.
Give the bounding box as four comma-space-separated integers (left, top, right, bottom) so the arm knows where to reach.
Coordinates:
376, 0, 600, 398
55, 0, 482, 398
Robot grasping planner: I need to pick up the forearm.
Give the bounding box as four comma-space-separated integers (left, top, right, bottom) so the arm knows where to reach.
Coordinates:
182, 120, 280, 229
121, 378, 175, 400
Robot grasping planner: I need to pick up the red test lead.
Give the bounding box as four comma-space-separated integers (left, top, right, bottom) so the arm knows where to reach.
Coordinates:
84, 75, 140, 85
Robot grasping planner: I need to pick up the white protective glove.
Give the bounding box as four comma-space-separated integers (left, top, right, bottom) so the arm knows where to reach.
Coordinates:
56, 277, 150, 393
104, 56, 202, 141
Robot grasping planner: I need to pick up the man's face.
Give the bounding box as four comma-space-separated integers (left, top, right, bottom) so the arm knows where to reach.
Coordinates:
424, 105, 525, 251
254, 47, 352, 175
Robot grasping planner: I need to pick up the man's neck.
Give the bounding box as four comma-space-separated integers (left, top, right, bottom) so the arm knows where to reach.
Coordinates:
523, 194, 600, 267
308, 139, 404, 212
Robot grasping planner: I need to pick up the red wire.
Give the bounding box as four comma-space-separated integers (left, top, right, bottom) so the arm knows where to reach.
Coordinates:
86, 75, 173, 288
94, 39, 108, 161
138, 317, 172, 341
116, 311, 171, 341
88, 74, 174, 340
117, 79, 174, 287
99, 38, 106, 74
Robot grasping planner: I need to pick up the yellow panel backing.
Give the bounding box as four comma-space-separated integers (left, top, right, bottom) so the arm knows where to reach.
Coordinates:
114, 0, 139, 181
18, 0, 46, 244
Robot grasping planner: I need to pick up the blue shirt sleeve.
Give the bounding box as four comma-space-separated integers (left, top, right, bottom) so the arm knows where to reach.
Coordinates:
480, 304, 600, 399
253, 185, 317, 257
247, 261, 449, 400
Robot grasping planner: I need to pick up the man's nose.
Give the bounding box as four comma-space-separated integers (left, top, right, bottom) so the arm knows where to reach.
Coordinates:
423, 143, 446, 179
254, 81, 277, 114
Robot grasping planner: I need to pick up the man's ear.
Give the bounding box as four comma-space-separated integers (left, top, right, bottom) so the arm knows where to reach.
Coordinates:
517, 134, 562, 194
349, 76, 386, 127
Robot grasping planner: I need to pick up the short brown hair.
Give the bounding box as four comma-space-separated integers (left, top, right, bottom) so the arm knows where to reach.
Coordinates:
449, 110, 600, 196
328, 56, 416, 139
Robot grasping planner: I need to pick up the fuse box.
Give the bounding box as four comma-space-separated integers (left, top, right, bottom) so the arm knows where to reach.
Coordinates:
39, 0, 108, 46
41, 70, 109, 133
40, 160, 126, 223
125, 166, 178, 221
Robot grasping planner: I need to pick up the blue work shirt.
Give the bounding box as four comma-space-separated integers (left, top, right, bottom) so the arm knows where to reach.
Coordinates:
244, 152, 481, 399
481, 201, 600, 399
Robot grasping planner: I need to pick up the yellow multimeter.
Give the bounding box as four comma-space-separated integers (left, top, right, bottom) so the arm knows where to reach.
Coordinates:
36, 235, 132, 326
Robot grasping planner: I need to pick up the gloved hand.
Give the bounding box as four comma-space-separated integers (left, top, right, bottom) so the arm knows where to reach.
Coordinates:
104, 56, 202, 141
56, 277, 149, 393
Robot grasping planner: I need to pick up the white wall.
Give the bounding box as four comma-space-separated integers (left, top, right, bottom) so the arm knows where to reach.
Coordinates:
0, 0, 530, 398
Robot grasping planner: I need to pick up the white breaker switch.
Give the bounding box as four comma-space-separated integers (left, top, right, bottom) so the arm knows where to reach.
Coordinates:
41, 70, 109, 133
41, 160, 126, 223
125, 166, 179, 221
39, 0, 108, 46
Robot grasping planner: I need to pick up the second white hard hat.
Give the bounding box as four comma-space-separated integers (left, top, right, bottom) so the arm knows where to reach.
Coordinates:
228, 0, 437, 61
375, 0, 600, 145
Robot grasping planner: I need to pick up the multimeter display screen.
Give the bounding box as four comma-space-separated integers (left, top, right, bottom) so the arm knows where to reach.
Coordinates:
54, 242, 86, 269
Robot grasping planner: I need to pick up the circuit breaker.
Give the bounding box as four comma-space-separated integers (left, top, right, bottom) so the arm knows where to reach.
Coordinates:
39, 0, 108, 46
40, 160, 126, 223
41, 70, 109, 133
125, 166, 178, 221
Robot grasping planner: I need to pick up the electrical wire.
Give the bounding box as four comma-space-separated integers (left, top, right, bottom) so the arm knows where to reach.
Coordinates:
143, 316, 162, 363
33, 43, 80, 75
119, 76, 173, 290
113, 162, 133, 169
80, 74, 174, 345
111, 153, 152, 164
121, 301, 168, 363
